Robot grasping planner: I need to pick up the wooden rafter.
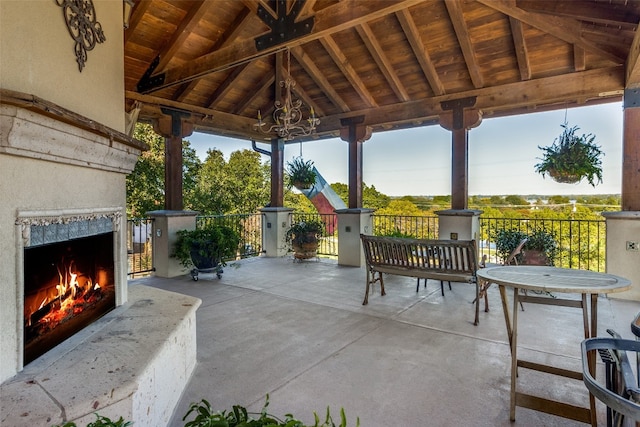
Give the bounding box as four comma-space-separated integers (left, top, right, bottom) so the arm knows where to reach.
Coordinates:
395, 8, 445, 96
291, 46, 351, 112
138, 0, 424, 93
516, 0, 640, 30
626, 23, 640, 88
478, 0, 625, 64
232, 72, 275, 115
509, 18, 531, 81
356, 23, 410, 102
574, 45, 586, 72
207, 64, 250, 108
320, 35, 378, 107
444, 0, 484, 88
154, 1, 209, 73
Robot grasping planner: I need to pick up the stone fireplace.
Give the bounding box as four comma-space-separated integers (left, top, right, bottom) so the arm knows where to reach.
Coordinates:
0, 96, 138, 381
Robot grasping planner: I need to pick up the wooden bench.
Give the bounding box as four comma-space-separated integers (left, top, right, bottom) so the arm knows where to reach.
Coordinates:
360, 234, 480, 325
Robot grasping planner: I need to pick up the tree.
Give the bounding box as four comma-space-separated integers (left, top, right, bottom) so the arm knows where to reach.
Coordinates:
192, 149, 270, 215
504, 195, 529, 206
126, 123, 201, 217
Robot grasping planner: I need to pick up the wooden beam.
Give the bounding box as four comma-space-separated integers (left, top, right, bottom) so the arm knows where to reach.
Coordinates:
356, 23, 410, 102
124, 0, 152, 45
232, 72, 275, 115
509, 17, 531, 80
320, 35, 378, 107
139, 0, 424, 93
291, 46, 350, 112
573, 45, 586, 72
516, 0, 640, 30
207, 64, 250, 108
395, 8, 446, 96
155, 1, 209, 73
626, 21, 640, 89
444, 0, 484, 88
478, 0, 625, 64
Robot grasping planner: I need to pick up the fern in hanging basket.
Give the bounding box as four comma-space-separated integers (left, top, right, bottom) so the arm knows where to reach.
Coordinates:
286, 157, 316, 189
534, 123, 604, 186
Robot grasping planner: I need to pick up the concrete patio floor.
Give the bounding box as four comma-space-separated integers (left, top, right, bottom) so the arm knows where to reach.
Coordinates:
132, 256, 639, 427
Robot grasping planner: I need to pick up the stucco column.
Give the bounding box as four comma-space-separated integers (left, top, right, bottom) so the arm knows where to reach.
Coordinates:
147, 210, 198, 278
261, 207, 293, 257
336, 208, 374, 267
435, 209, 482, 249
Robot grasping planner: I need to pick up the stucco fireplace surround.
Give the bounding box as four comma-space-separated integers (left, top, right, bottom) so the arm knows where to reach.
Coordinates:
0, 97, 200, 426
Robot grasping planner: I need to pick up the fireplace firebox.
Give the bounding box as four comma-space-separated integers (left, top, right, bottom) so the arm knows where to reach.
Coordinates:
23, 232, 115, 364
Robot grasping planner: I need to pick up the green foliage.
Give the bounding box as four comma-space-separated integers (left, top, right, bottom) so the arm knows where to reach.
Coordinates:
286, 219, 325, 245
524, 229, 558, 261
126, 123, 201, 216
330, 183, 390, 210
494, 229, 528, 263
183, 396, 359, 427
535, 123, 604, 187
287, 157, 316, 188
173, 223, 240, 268
504, 195, 529, 205
52, 414, 132, 427
375, 200, 422, 216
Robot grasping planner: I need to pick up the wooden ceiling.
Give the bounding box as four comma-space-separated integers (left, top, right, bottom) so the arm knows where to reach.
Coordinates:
124, 0, 640, 142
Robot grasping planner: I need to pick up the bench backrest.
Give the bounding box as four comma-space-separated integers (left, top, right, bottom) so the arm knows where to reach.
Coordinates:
360, 234, 478, 275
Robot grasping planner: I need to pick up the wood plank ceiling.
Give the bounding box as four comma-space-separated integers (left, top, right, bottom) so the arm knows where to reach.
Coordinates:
124, 0, 640, 142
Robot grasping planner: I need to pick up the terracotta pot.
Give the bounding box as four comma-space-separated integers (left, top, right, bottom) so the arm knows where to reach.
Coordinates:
292, 236, 319, 260
521, 250, 550, 266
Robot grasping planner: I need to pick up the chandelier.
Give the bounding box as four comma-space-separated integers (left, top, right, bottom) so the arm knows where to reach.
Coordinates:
255, 50, 320, 140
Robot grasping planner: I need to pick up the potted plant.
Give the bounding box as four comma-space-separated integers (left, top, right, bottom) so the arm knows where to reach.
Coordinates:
286, 218, 324, 260
286, 157, 316, 189
173, 223, 240, 280
494, 229, 528, 264
521, 229, 558, 266
534, 123, 604, 186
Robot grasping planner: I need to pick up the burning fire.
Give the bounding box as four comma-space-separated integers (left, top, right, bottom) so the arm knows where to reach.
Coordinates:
25, 259, 105, 329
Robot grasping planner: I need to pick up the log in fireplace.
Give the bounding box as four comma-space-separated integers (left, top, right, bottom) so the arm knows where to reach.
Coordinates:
23, 232, 115, 364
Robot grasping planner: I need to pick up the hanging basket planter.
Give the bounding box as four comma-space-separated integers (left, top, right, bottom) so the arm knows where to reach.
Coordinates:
534, 123, 604, 187
547, 168, 581, 184
286, 157, 316, 189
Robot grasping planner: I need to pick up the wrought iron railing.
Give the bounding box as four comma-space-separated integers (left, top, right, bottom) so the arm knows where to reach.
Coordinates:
372, 214, 439, 239
479, 217, 606, 272
127, 217, 154, 277
291, 212, 338, 257
197, 213, 263, 260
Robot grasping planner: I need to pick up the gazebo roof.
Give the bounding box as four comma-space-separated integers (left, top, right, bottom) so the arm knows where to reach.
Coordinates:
124, 0, 640, 142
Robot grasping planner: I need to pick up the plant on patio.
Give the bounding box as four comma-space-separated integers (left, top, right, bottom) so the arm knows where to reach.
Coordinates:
522, 228, 558, 265
286, 218, 325, 260
286, 157, 316, 189
52, 414, 132, 427
183, 395, 359, 427
534, 123, 604, 186
173, 223, 240, 274
494, 229, 528, 263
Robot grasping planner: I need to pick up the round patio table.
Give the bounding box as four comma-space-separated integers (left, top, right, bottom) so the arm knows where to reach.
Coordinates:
476, 265, 631, 426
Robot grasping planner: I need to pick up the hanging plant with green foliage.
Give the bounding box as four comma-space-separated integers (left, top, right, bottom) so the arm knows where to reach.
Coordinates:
286, 157, 316, 189
534, 123, 604, 187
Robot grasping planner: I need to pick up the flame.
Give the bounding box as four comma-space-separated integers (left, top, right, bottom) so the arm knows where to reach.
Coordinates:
24, 258, 112, 331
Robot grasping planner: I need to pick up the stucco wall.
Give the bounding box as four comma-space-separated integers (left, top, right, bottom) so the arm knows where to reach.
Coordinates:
0, 0, 125, 132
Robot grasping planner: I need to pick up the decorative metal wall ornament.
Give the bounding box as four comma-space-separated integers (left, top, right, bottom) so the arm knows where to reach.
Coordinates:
55, 0, 106, 72
255, 49, 320, 141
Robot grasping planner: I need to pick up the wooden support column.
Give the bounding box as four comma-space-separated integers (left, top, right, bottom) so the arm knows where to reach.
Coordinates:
622, 89, 640, 211
440, 97, 481, 210
270, 138, 285, 207
340, 116, 371, 209
155, 108, 193, 211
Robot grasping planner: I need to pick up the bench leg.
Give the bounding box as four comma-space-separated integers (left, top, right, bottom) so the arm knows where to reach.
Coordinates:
473, 282, 480, 326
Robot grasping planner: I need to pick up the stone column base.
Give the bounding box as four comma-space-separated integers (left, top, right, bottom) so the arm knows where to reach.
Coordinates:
336, 209, 374, 267
603, 211, 640, 301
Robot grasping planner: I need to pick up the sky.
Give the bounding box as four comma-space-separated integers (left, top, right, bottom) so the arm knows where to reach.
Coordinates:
186, 102, 624, 197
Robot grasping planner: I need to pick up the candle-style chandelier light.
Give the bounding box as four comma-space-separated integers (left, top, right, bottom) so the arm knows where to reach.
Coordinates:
255, 49, 319, 140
